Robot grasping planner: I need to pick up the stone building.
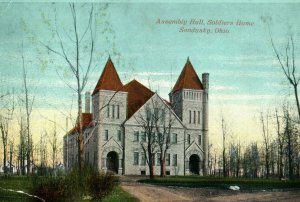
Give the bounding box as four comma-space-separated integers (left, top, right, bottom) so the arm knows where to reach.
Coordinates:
63, 57, 209, 176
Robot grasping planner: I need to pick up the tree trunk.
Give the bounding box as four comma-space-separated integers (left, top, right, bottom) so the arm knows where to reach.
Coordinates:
3, 144, 7, 174
293, 84, 300, 122
160, 156, 166, 177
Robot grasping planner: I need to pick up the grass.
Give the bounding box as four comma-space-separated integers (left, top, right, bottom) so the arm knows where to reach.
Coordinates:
103, 186, 139, 202
0, 175, 139, 202
139, 176, 300, 190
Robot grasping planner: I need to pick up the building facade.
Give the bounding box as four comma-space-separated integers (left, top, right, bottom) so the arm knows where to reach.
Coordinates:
63, 57, 209, 176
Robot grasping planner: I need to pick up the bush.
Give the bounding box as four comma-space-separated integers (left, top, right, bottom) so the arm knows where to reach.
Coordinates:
87, 171, 116, 201
30, 166, 117, 201
30, 177, 71, 202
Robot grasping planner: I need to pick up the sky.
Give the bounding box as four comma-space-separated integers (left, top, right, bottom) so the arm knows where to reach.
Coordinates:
1, 1, 300, 153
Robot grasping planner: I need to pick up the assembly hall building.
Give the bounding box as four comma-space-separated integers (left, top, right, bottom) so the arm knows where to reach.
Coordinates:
63, 57, 209, 176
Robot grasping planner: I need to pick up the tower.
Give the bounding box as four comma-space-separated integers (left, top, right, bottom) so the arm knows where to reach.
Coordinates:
169, 57, 209, 175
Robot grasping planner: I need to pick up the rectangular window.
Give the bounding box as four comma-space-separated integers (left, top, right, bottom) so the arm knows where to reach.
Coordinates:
134, 152, 139, 165
105, 130, 108, 141
107, 104, 110, 118
193, 111, 196, 124
117, 130, 121, 141
172, 154, 177, 166
198, 111, 201, 124
189, 110, 191, 123
141, 153, 146, 165
117, 105, 120, 119
141, 132, 146, 142
154, 108, 159, 118
157, 153, 161, 166
146, 108, 151, 120
112, 105, 115, 118
134, 131, 139, 142
199, 135, 202, 145
172, 133, 177, 144
166, 153, 170, 166
187, 134, 190, 145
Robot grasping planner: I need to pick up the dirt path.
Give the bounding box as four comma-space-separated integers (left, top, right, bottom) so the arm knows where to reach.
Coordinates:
120, 177, 300, 202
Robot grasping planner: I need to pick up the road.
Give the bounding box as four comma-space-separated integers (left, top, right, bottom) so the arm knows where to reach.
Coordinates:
120, 177, 300, 202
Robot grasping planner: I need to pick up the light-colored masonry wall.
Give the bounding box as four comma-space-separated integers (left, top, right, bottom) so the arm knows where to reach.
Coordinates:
124, 94, 185, 176
93, 90, 128, 174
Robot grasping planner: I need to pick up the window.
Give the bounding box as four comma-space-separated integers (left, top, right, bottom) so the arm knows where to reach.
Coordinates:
133, 152, 139, 165
172, 154, 177, 166
172, 133, 177, 144
112, 105, 115, 118
166, 153, 170, 166
189, 110, 191, 123
161, 109, 165, 121
134, 131, 139, 142
93, 133, 96, 142
146, 108, 151, 120
199, 135, 202, 145
187, 134, 190, 145
154, 108, 159, 118
117, 130, 121, 141
105, 130, 108, 141
157, 153, 161, 166
117, 105, 120, 119
198, 111, 201, 124
141, 132, 146, 142
107, 104, 110, 118
141, 153, 146, 165
141, 170, 146, 175
193, 111, 196, 124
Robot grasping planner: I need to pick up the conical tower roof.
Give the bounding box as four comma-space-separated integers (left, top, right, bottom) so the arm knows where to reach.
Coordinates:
172, 57, 203, 93
92, 57, 123, 95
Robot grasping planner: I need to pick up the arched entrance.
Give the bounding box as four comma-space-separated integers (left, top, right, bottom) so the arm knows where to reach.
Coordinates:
189, 154, 200, 174
107, 151, 118, 173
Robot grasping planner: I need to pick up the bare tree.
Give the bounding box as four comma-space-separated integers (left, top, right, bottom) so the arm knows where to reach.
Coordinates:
0, 92, 15, 174
154, 101, 176, 177
221, 114, 229, 177
21, 44, 35, 174
270, 34, 300, 122
136, 104, 159, 179
41, 3, 96, 172
275, 108, 285, 179
260, 111, 271, 179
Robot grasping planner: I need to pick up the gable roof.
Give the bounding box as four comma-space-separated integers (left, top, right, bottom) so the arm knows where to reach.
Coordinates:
172, 57, 203, 93
92, 57, 123, 95
122, 79, 154, 118
67, 113, 92, 135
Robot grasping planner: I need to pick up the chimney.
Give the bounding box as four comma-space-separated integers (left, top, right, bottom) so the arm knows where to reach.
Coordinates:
85, 91, 91, 113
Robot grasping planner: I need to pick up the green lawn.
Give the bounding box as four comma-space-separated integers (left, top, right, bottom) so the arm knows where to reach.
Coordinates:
139, 176, 300, 190
0, 175, 139, 202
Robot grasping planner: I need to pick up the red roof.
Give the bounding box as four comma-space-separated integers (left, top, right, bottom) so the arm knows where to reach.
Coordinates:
172, 58, 203, 93
122, 79, 154, 118
67, 113, 92, 135
92, 57, 123, 95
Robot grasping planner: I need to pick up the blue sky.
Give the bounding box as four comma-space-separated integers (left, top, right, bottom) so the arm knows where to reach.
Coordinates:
1, 1, 300, 147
